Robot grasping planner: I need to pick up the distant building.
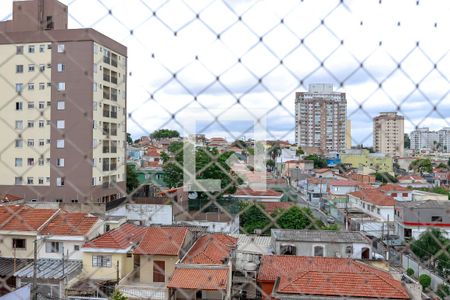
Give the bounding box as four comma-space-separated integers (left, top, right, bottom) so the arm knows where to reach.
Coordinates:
346, 119, 352, 149
295, 84, 347, 154
340, 149, 393, 174
410, 127, 449, 152
373, 112, 404, 157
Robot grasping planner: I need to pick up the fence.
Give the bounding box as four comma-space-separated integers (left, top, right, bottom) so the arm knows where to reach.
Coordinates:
402, 254, 445, 291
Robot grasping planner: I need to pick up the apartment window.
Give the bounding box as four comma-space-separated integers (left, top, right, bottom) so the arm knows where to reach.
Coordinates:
39, 82, 45, 90
27, 140, 34, 147
57, 63, 65, 72
46, 242, 62, 253
27, 177, 34, 185
16, 83, 23, 93
57, 44, 65, 53
39, 120, 45, 128
39, 45, 45, 52
39, 101, 45, 109
56, 139, 65, 148
57, 158, 65, 167
431, 216, 443, 222
28, 64, 35, 72
39, 64, 45, 72
16, 65, 24, 73
57, 82, 65, 91
28, 83, 34, 91
57, 100, 65, 110
15, 158, 22, 167
27, 158, 34, 166
74, 245, 80, 251
39, 139, 45, 146
28, 121, 34, 128
38, 158, 44, 166
15, 139, 23, 148
57, 120, 65, 129
15, 177, 23, 185
16, 46, 24, 54
313, 245, 324, 257
92, 255, 112, 268
38, 177, 44, 184
16, 102, 23, 111
15, 120, 23, 129
56, 177, 65, 187
12, 239, 26, 249
28, 45, 35, 53
28, 102, 34, 109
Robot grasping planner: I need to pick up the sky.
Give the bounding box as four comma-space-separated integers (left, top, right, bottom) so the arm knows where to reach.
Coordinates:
1, 0, 449, 146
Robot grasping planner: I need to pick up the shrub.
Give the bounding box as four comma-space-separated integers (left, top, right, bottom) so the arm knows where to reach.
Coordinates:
406, 268, 415, 277
436, 284, 450, 299
418, 274, 431, 290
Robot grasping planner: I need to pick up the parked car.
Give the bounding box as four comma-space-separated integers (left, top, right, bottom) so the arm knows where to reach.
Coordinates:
326, 216, 335, 224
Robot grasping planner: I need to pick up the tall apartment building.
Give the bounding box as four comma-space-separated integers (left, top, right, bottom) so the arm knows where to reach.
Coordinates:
0, 0, 127, 203
373, 112, 404, 157
295, 84, 347, 153
410, 127, 450, 153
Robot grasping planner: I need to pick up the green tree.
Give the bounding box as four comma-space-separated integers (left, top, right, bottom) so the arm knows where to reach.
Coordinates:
150, 129, 180, 139
448, 158, 450, 167
268, 143, 282, 161
304, 154, 327, 168
437, 284, 450, 299
111, 290, 128, 300
436, 162, 447, 169
276, 206, 317, 230
406, 268, 415, 277
409, 158, 433, 174
266, 159, 275, 170
418, 274, 431, 290
126, 165, 140, 194
373, 172, 398, 183
404, 133, 410, 149
239, 202, 271, 234
126, 133, 133, 145
296, 147, 304, 156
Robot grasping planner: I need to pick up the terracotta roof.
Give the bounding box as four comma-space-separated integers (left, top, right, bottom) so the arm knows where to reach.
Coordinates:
83, 223, 146, 249
260, 201, 294, 214
0, 194, 24, 202
234, 188, 282, 197
40, 212, 99, 236
315, 168, 332, 173
0, 206, 58, 232
145, 148, 160, 157
398, 175, 426, 182
348, 190, 396, 206
133, 227, 188, 256
182, 233, 237, 264
168, 266, 229, 290
378, 184, 409, 192
328, 180, 359, 187
258, 256, 409, 299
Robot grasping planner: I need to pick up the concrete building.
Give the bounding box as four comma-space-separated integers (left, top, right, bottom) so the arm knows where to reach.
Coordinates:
373, 112, 404, 157
346, 119, 352, 149
295, 84, 347, 154
410, 127, 440, 152
0, 0, 127, 204
438, 127, 450, 152
340, 149, 393, 174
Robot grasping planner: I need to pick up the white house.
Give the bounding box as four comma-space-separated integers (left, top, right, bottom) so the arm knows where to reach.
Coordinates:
378, 184, 413, 202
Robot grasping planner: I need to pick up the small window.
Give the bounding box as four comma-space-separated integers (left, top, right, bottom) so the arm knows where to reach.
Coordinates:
57, 158, 65, 167
56, 139, 65, 148
16, 83, 23, 93
39, 139, 45, 146
39, 101, 45, 109
27, 177, 34, 185
28, 83, 34, 90
46, 242, 61, 253
92, 255, 112, 268
15, 139, 23, 148
57, 82, 65, 91
38, 177, 44, 184
16, 102, 23, 111
12, 239, 26, 249
15, 158, 22, 167
57, 101, 65, 110
39, 83, 45, 90
56, 177, 65, 186
431, 216, 443, 222
27, 158, 34, 166
16, 65, 24, 73
39, 120, 45, 128
39, 45, 45, 53
57, 63, 64, 72
28, 102, 34, 109
314, 245, 324, 257
15, 120, 23, 129
345, 245, 353, 256
57, 120, 65, 129
28, 45, 35, 53
28, 121, 34, 128
57, 44, 65, 53
74, 245, 80, 251
27, 139, 34, 147
28, 64, 35, 72
38, 158, 44, 166
16, 46, 24, 54
15, 177, 23, 185
39, 64, 45, 72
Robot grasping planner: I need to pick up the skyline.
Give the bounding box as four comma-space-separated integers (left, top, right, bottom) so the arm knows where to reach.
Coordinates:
1, 0, 449, 145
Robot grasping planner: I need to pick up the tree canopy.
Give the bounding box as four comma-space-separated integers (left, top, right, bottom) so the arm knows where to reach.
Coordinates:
409, 158, 433, 174
150, 129, 180, 139
126, 133, 133, 144
304, 154, 328, 168
126, 165, 140, 194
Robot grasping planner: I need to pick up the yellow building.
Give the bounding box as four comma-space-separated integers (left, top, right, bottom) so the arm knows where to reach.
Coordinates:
340, 149, 393, 174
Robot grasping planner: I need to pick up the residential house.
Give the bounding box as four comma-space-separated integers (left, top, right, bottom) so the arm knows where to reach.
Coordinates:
327, 180, 360, 208
397, 175, 431, 189
411, 190, 448, 201
118, 227, 194, 299
257, 256, 410, 300
271, 229, 372, 259
127, 146, 144, 161
348, 190, 396, 237
433, 168, 449, 187
395, 200, 450, 241
378, 184, 413, 202
281, 160, 314, 178
230, 234, 272, 273
300, 177, 329, 206
167, 233, 237, 300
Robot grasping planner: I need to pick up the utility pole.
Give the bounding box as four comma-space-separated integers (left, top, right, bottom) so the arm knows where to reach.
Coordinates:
116, 260, 120, 283
32, 239, 38, 300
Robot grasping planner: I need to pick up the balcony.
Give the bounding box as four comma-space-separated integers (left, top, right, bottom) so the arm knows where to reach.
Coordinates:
117, 272, 168, 300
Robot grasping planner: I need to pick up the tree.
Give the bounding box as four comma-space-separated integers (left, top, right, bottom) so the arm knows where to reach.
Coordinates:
266, 159, 275, 171
404, 133, 410, 149
373, 172, 398, 183
276, 206, 318, 230
409, 158, 432, 174
437, 284, 450, 299
418, 274, 431, 290
296, 147, 304, 156
126, 133, 133, 145
239, 202, 271, 234
150, 129, 180, 139
304, 154, 327, 168
126, 165, 140, 194
406, 268, 415, 277
111, 290, 128, 300
268, 143, 282, 161
448, 158, 450, 167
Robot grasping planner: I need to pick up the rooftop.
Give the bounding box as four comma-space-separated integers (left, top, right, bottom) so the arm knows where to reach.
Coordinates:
259, 201, 294, 214
396, 200, 450, 209
230, 234, 272, 254
0, 206, 58, 232
40, 212, 99, 236
182, 233, 237, 264
234, 188, 283, 197
378, 184, 410, 192
133, 227, 188, 256
349, 190, 396, 207
167, 265, 229, 291
328, 180, 359, 187
271, 229, 370, 244
14, 259, 82, 280
83, 223, 146, 250
258, 256, 409, 299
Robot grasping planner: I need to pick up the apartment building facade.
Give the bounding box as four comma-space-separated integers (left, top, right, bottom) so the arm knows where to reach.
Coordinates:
295, 83, 347, 154
0, 0, 127, 203
409, 127, 444, 152
373, 112, 404, 157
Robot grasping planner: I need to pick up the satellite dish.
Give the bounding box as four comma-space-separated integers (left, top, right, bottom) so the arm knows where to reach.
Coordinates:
188, 192, 198, 199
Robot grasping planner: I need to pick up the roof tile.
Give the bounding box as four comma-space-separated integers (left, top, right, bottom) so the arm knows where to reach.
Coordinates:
182, 233, 237, 264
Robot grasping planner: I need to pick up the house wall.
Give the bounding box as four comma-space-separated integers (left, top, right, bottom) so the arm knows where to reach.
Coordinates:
82, 252, 133, 281
173, 289, 225, 300
38, 238, 83, 260
274, 241, 371, 259
139, 254, 178, 284
0, 233, 36, 259
107, 204, 173, 225
329, 185, 357, 195
348, 196, 394, 221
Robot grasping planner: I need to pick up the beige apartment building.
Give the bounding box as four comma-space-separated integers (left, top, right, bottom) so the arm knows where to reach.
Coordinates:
373, 112, 404, 157
295, 83, 347, 154
0, 0, 127, 203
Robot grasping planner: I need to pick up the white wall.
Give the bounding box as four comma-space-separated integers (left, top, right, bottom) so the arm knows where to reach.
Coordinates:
107, 204, 173, 225
176, 217, 239, 234
38, 238, 84, 260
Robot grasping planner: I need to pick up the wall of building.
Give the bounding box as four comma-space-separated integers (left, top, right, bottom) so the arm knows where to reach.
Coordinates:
139, 254, 178, 284
82, 252, 132, 281
107, 204, 173, 225
0, 233, 36, 259
37, 238, 84, 260
274, 241, 371, 260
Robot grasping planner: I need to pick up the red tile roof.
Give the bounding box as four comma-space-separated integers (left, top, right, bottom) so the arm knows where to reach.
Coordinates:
328, 180, 358, 187
349, 190, 396, 206
0, 206, 58, 232
40, 212, 99, 236
168, 266, 229, 290
83, 223, 146, 250
260, 201, 294, 214
398, 175, 427, 182
182, 233, 237, 264
133, 227, 188, 256
258, 256, 409, 299
0, 194, 24, 202
235, 188, 282, 197
378, 184, 410, 193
